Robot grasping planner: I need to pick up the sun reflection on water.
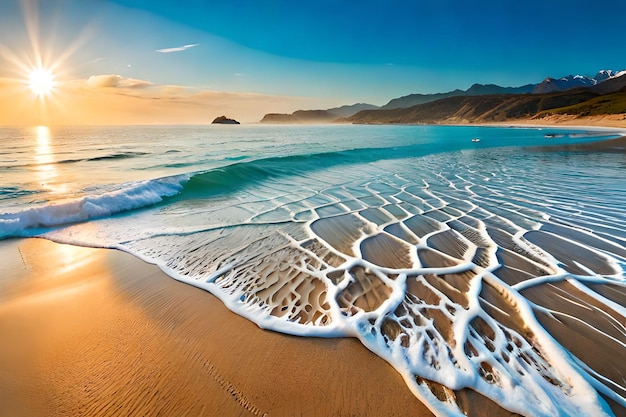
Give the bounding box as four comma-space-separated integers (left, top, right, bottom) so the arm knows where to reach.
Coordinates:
33, 125, 67, 195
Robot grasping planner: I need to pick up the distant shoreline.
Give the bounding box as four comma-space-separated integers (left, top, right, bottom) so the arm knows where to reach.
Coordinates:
479, 114, 626, 130
257, 114, 626, 130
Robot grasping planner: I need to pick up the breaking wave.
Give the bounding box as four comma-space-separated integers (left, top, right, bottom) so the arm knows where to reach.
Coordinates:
0, 174, 189, 238
0, 144, 490, 238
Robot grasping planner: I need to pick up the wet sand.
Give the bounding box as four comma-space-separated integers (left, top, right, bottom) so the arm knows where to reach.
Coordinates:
519, 280, 626, 416
0, 238, 534, 417
0, 233, 621, 416
0, 238, 436, 417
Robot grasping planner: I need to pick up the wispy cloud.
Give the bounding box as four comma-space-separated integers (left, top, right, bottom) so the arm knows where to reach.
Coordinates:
87, 74, 153, 89
155, 43, 199, 53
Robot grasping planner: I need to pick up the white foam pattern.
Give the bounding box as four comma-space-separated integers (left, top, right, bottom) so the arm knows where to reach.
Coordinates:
49, 149, 625, 416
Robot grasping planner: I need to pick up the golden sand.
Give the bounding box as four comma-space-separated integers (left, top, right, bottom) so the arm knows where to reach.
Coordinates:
0, 238, 435, 417
0, 238, 535, 416
496, 114, 626, 129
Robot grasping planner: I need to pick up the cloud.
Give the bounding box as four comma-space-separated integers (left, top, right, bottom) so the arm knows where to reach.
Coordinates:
87, 74, 153, 89
155, 43, 199, 53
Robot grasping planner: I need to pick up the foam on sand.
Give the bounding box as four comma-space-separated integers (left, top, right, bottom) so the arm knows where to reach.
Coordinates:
0, 238, 436, 417
44, 148, 625, 416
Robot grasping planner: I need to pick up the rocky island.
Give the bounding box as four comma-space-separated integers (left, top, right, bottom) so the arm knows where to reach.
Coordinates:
212, 115, 240, 124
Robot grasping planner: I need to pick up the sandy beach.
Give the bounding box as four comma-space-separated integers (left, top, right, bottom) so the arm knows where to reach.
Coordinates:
1, 238, 622, 417
0, 238, 436, 417
493, 114, 626, 130
0, 238, 546, 417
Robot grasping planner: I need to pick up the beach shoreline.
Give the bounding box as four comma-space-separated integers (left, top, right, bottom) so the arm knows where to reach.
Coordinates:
2, 237, 622, 415
0, 238, 437, 417
437, 114, 626, 131
490, 114, 626, 130
0, 238, 548, 417
1, 125, 625, 416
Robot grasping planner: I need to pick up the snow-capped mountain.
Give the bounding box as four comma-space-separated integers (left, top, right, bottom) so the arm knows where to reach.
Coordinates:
533, 69, 626, 94
594, 69, 626, 82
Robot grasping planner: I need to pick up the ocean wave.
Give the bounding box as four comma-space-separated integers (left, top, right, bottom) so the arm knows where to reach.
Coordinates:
0, 187, 39, 200
0, 151, 150, 170
169, 130, 625, 201
3, 128, 623, 236
176, 144, 450, 196
86, 151, 150, 161
56, 151, 150, 164
140, 146, 432, 202
0, 146, 389, 238
0, 174, 189, 238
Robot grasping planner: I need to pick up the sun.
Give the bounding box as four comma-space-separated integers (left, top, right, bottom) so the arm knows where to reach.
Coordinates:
28, 67, 56, 98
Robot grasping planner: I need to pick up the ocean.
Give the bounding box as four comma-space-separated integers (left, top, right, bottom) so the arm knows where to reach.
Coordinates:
1, 124, 625, 416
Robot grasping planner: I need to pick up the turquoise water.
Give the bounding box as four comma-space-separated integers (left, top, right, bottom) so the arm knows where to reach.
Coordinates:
1, 124, 625, 416
0, 124, 620, 224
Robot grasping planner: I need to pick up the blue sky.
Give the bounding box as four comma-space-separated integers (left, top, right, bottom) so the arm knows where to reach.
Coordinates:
108, 0, 626, 95
1, 0, 625, 123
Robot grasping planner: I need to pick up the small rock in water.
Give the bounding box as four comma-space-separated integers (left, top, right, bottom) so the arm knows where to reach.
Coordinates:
212, 115, 240, 124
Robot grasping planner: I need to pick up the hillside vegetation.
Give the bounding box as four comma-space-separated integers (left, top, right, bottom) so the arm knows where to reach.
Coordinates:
537, 88, 626, 118
346, 88, 626, 124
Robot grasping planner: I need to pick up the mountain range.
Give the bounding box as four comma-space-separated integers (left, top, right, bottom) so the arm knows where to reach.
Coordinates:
380, 83, 536, 110
260, 69, 626, 124
533, 70, 626, 94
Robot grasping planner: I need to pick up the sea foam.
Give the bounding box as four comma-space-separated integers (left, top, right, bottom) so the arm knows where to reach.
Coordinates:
44, 147, 625, 416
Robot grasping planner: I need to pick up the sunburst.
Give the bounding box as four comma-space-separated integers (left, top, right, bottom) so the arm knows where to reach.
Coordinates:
28, 67, 56, 98
0, 0, 89, 111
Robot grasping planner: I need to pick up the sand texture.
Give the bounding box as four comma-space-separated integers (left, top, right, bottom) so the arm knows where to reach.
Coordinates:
0, 238, 536, 416
0, 238, 435, 416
